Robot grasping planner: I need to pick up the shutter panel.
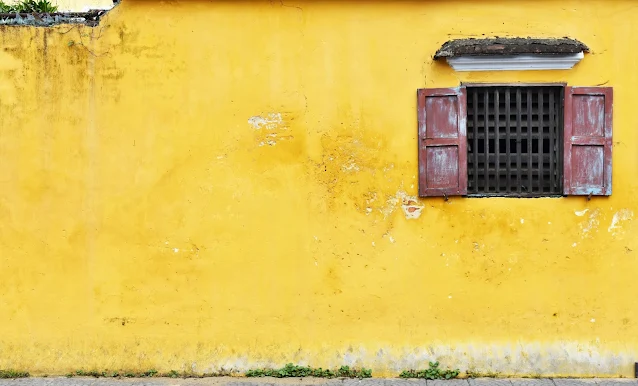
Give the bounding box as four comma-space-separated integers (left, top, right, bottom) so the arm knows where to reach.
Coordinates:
563, 87, 613, 196
418, 87, 467, 197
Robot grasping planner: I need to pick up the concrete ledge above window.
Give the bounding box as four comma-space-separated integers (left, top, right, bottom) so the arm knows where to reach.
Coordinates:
446, 52, 584, 71
435, 38, 588, 72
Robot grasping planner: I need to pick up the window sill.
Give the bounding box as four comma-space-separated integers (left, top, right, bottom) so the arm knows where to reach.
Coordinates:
466, 194, 564, 198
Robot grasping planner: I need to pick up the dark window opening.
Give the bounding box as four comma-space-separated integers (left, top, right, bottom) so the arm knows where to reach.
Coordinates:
466, 86, 564, 197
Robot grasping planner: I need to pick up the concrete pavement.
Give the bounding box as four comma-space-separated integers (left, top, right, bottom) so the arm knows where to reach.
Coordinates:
0, 378, 637, 386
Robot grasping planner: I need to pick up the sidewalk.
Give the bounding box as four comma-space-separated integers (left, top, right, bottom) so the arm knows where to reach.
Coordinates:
0, 378, 636, 386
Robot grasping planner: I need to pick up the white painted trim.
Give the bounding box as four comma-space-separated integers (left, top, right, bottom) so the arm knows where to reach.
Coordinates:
446, 52, 584, 72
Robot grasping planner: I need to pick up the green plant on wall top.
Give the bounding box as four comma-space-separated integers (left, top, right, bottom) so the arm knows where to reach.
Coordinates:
245, 363, 372, 379
399, 362, 460, 380
0, 0, 58, 13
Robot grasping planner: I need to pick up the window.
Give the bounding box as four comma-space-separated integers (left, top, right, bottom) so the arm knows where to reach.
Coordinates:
466, 86, 563, 197
417, 85, 613, 198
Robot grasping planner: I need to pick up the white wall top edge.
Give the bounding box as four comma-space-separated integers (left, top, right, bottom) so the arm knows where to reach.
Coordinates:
446, 52, 585, 72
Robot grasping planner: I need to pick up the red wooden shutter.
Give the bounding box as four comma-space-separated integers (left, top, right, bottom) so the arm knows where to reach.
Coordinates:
563, 87, 613, 196
418, 87, 467, 197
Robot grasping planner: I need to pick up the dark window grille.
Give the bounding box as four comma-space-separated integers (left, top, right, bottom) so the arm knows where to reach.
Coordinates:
467, 86, 564, 197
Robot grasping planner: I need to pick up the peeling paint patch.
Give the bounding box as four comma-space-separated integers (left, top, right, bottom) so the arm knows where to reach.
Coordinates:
579, 208, 600, 238
342, 159, 360, 172
249, 113, 293, 146
382, 191, 425, 220
382, 195, 399, 218
383, 232, 396, 244
366, 193, 377, 205
575, 209, 589, 216
402, 202, 424, 219
608, 209, 634, 234
260, 139, 278, 147
248, 113, 283, 130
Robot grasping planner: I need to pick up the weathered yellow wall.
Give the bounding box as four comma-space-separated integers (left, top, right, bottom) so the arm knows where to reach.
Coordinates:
0, 0, 636, 377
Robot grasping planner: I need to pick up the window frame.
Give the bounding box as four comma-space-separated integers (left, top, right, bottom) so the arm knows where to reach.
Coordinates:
463, 83, 566, 198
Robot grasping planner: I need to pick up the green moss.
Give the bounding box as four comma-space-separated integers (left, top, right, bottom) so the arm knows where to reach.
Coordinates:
0, 370, 30, 379
399, 362, 460, 380
65, 368, 234, 379
245, 363, 372, 379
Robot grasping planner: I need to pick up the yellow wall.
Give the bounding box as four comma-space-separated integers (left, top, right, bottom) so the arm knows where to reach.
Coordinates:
0, 0, 636, 377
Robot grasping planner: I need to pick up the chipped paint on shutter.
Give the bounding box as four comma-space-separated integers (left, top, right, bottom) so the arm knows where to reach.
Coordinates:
418, 87, 467, 197
563, 87, 613, 196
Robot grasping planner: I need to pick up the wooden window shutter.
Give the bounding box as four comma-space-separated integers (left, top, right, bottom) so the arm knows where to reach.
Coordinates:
418, 87, 467, 197
563, 87, 613, 196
